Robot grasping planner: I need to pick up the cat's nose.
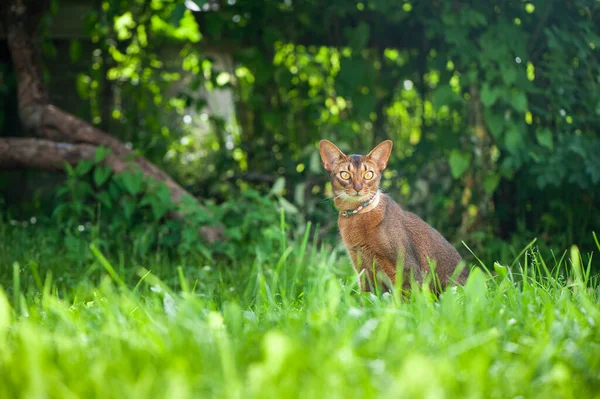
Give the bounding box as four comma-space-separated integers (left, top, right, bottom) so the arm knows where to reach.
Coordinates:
353, 183, 363, 191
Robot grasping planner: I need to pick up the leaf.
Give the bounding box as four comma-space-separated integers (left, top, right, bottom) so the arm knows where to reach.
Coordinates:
309, 151, 321, 173
448, 150, 472, 179
535, 128, 554, 150
432, 84, 459, 109
114, 12, 135, 40
483, 173, 500, 194
463, 8, 487, 27
493, 262, 508, 280
346, 22, 370, 50
76, 181, 94, 197
107, 181, 122, 200
511, 91, 528, 112
51, 203, 69, 219
294, 183, 306, 207
188, 0, 207, 9
278, 197, 298, 215
480, 83, 499, 107
64, 162, 76, 177
56, 186, 70, 198
119, 172, 144, 196
75, 73, 90, 99
149, 184, 172, 220
269, 177, 286, 196
93, 166, 112, 187
169, 4, 187, 27
485, 111, 504, 138
95, 191, 113, 209
122, 197, 137, 222
463, 267, 488, 305
94, 147, 111, 163
75, 160, 94, 176
504, 127, 523, 155
500, 63, 518, 85
69, 40, 82, 62
150, 197, 170, 220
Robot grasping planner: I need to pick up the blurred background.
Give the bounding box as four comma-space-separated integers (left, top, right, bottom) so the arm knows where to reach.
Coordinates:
1, 0, 599, 267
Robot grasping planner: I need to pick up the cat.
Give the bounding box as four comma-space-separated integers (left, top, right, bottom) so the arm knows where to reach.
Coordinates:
319, 139, 469, 292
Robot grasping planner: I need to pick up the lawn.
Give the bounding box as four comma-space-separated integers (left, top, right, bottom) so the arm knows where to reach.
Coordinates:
0, 222, 599, 398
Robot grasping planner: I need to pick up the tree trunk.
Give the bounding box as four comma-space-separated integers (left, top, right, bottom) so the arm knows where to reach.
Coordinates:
1, 0, 222, 241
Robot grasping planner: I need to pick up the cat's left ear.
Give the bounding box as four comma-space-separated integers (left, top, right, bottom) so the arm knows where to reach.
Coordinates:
366, 140, 393, 170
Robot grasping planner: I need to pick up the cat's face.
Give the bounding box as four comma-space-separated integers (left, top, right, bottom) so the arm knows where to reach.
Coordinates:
319, 140, 393, 205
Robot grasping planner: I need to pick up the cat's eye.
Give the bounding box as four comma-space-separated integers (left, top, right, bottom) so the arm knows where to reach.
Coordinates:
364, 171, 374, 180
340, 171, 351, 180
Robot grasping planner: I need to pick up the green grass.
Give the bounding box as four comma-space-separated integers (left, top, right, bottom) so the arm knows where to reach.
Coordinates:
1, 223, 600, 398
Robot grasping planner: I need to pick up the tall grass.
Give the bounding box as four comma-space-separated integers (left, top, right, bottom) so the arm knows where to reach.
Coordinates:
0, 223, 599, 398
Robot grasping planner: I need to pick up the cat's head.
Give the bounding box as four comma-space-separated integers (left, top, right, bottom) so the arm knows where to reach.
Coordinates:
319, 139, 393, 207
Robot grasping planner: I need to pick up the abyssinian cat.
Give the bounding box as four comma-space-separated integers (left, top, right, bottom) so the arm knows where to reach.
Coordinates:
319, 139, 469, 292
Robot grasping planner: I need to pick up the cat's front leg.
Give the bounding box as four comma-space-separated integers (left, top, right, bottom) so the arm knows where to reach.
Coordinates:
373, 256, 397, 291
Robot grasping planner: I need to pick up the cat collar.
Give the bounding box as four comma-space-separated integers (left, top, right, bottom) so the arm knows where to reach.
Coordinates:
340, 193, 379, 217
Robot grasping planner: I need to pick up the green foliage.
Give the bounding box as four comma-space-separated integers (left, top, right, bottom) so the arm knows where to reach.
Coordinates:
0, 225, 599, 397
50, 148, 288, 263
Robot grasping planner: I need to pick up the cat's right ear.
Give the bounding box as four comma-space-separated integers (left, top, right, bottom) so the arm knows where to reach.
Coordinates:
319, 140, 347, 172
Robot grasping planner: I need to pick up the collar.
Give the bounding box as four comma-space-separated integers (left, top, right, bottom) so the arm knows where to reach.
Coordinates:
339, 192, 380, 217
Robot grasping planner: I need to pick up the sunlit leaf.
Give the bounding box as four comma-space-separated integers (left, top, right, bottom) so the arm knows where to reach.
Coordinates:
483, 173, 500, 194
449, 150, 471, 179
269, 177, 286, 197
278, 197, 298, 214
294, 183, 306, 207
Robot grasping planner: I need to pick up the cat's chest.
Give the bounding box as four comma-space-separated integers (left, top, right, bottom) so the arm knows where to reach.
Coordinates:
338, 211, 384, 249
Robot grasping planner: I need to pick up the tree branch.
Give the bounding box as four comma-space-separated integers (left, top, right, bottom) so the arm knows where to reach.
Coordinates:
0, 137, 123, 171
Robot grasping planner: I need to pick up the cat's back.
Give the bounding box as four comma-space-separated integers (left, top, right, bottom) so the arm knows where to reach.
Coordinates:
398, 208, 463, 278
380, 196, 462, 264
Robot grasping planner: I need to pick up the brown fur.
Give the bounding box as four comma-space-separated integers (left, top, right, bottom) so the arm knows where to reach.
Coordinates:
319, 139, 469, 292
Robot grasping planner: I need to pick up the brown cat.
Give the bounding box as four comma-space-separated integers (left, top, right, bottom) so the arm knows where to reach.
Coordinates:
319, 139, 469, 292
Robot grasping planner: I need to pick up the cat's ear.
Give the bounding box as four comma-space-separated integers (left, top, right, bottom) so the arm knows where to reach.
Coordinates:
366, 140, 393, 170
319, 140, 347, 172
